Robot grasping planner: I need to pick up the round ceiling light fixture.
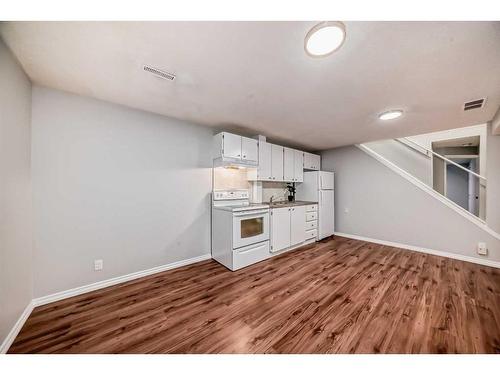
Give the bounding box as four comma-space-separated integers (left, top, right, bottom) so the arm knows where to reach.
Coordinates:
378, 110, 404, 121
304, 21, 346, 57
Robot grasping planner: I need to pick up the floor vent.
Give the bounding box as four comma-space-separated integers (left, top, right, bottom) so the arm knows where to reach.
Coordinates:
143, 65, 175, 81
464, 98, 486, 111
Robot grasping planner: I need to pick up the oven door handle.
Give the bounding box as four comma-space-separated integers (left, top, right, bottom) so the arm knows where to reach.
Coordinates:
233, 209, 269, 217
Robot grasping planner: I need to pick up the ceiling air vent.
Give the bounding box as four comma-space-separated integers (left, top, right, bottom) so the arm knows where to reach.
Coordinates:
143, 65, 175, 81
463, 98, 486, 111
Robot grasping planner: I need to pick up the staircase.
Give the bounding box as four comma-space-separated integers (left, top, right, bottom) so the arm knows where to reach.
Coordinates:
357, 135, 500, 242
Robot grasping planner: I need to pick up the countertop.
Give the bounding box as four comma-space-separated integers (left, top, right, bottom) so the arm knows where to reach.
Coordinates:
267, 200, 318, 208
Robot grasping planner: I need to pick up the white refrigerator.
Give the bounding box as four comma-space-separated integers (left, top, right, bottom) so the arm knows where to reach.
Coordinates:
296, 171, 335, 240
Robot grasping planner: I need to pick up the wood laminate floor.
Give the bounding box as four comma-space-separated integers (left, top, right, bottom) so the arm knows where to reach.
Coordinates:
8, 236, 500, 354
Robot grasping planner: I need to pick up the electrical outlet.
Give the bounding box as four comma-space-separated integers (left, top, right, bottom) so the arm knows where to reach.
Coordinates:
94, 259, 103, 271
477, 242, 488, 256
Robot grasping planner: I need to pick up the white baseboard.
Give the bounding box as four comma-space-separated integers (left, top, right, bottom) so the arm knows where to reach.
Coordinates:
335, 232, 500, 269
32, 253, 212, 307
0, 301, 34, 354
1, 253, 212, 354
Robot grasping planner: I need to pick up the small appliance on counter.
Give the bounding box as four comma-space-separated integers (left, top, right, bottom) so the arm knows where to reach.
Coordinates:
211, 189, 271, 271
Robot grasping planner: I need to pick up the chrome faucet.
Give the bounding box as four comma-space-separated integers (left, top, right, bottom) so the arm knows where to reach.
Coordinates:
269, 195, 275, 203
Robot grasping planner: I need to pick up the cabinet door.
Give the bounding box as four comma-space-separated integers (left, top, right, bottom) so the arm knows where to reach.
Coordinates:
271, 144, 284, 181
304, 152, 320, 170
222, 132, 242, 159
271, 207, 291, 252
257, 141, 272, 180
241, 137, 258, 163
290, 205, 306, 246
294, 150, 304, 182
283, 147, 295, 182
312, 154, 321, 170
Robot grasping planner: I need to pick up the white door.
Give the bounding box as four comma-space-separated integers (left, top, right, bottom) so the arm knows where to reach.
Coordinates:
283, 147, 295, 182
319, 171, 334, 190
290, 205, 305, 246
271, 207, 291, 252
294, 150, 304, 182
319, 190, 335, 239
223, 132, 242, 159
241, 137, 258, 163
271, 144, 284, 181
258, 141, 272, 180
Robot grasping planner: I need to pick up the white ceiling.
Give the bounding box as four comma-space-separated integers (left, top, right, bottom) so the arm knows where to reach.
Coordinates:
1, 21, 500, 150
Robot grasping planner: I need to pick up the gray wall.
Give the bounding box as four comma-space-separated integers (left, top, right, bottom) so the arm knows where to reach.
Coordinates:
321, 145, 500, 262
31, 87, 213, 297
487, 123, 500, 233
0, 39, 33, 345
363, 139, 431, 186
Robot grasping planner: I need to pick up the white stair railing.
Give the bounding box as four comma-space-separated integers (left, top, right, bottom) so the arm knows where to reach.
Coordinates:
397, 137, 487, 181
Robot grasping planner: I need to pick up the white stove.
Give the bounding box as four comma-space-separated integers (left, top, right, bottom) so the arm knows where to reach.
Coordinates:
211, 189, 271, 271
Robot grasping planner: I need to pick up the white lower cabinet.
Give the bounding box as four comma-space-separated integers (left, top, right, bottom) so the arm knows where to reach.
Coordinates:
305, 229, 317, 240
290, 206, 306, 246
271, 205, 307, 253
305, 204, 318, 240
271, 207, 291, 253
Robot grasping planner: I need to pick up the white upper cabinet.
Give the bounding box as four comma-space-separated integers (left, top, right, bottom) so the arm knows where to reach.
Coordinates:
271, 144, 284, 181
257, 141, 272, 180
284, 148, 304, 183
294, 150, 304, 182
213, 132, 258, 166
241, 137, 258, 163
215, 132, 321, 179
304, 152, 320, 170
221, 132, 241, 159
283, 147, 295, 182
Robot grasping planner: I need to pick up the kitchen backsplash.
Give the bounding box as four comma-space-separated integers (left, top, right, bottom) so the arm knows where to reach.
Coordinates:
213, 168, 290, 203
213, 167, 251, 190
262, 182, 288, 202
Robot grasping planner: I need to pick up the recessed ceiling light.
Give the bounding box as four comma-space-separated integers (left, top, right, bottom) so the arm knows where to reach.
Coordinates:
305, 21, 346, 57
378, 110, 403, 121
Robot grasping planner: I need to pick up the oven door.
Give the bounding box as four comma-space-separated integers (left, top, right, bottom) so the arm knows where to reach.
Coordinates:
232, 209, 270, 249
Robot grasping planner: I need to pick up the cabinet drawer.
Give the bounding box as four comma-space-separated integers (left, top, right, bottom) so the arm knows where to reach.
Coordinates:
306, 204, 318, 212
306, 212, 317, 221
233, 241, 270, 270
306, 220, 317, 230
305, 229, 317, 241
